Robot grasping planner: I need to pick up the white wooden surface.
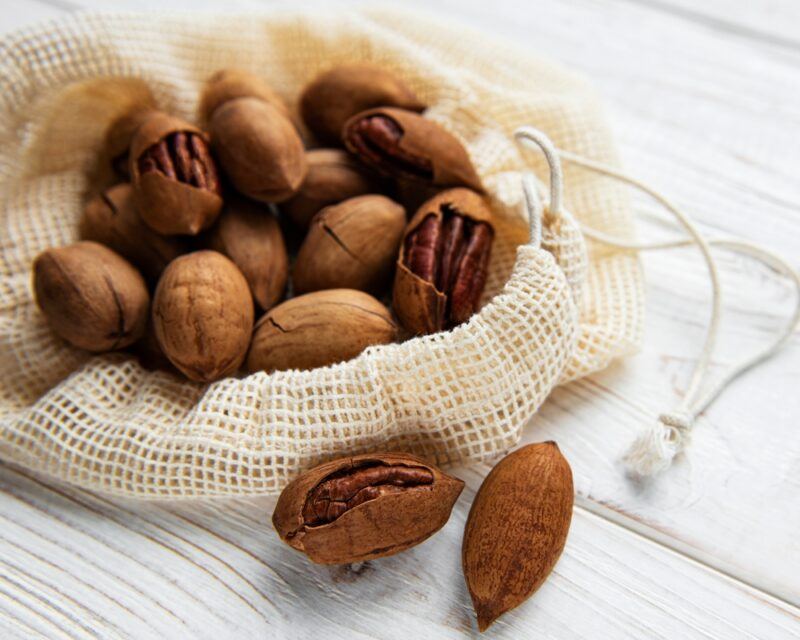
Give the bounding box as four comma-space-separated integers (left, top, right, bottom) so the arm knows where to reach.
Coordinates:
1, 0, 799, 638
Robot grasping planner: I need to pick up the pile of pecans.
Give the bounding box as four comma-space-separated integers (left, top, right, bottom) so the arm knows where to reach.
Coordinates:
33, 64, 496, 382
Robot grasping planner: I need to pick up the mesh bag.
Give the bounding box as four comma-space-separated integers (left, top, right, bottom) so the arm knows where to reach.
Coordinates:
0, 8, 643, 497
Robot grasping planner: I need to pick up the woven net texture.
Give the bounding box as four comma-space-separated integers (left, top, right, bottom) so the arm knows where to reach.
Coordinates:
0, 9, 643, 498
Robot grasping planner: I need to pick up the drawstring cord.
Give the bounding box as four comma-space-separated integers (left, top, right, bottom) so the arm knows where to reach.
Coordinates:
514, 126, 800, 476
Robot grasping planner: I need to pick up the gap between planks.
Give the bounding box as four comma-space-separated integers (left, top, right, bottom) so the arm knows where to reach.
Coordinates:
574, 495, 800, 615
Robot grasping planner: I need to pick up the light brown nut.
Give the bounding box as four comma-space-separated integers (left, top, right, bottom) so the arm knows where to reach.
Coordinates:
293, 194, 406, 295
198, 68, 291, 124
33, 241, 149, 352
463, 442, 574, 632
130, 112, 223, 236
343, 107, 483, 192
393, 188, 493, 335
246, 289, 397, 374
273, 452, 464, 564
300, 63, 425, 145
152, 251, 254, 382
209, 97, 307, 203
80, 183, 188, 283
103, 107, 160, 178
205, 196, 288, 311
281, 149, 381, 229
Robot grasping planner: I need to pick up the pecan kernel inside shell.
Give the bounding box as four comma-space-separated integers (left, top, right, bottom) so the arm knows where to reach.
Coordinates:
404, 204, 493, 328
139, 132, 220, 194
302, 463, 434, 527
347, 115, 433, 180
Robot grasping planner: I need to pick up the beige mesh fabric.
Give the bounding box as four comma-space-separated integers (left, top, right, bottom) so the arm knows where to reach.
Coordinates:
0, 9, 642, 498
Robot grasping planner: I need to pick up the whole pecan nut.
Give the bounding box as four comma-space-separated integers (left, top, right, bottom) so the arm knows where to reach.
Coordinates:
343, 107, 483, 192
393, 188, 493, 335
273, 452, 464, 564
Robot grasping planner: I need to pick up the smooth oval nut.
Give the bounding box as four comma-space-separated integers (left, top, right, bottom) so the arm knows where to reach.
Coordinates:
246, 289, 397, 373
281, 149, 381, 229
33, 241, 149, 352
199, 68, 291, 124
209, 97, 307, 203
393, 188, 493, 334
153, 250, 254, 382
205, 196, 288, 311
293, 194, 406, 295
463, 442, 574, 632
300, 64, 425, 145
80, 183, 187, 282
343, 107, 483, 192
130, 112, 223, 236
273, 452, 464, 564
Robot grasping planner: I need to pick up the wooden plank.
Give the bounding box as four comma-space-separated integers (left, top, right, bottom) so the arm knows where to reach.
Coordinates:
1, 463, 797, 639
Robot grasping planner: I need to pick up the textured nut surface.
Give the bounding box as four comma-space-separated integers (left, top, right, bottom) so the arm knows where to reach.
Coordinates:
103, 107, 159, 177
393, 188, 493, 334
80, 183, 187, 282
199, 68, 291, 124
130, 112, 223, 236
343, 107, 482, 192
463, 442, 574, 632
246, 289, 397, 373
300, 64, 425, 145
293, 194, 406, 295
282, 149, 380, 229
153, 251, 254, 382
33, 241, 149, 352
209, 97, 307, 203
273, 452, 464, 564
206, 197, 288, 311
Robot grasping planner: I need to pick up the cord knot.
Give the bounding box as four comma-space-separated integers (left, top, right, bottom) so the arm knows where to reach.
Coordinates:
623, 411, 694, 477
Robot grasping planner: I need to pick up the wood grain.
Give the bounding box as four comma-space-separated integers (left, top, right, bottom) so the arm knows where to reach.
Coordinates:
1, 0, 799, 637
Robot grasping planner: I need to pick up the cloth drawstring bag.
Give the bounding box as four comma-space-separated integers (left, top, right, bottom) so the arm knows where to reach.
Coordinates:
1, 9, 795, 498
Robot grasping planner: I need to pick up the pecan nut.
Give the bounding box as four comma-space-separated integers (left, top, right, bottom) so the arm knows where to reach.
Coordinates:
393, 188, 493, 334
130, 112, 223, 236
343, 107, 483, 192
273, 452, 464, 564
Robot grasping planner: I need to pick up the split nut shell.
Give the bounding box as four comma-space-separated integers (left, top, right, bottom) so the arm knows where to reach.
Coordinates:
273, 452, 464, 564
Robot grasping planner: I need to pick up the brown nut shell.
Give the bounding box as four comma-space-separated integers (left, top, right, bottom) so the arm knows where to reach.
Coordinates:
281, 149, 381, 229
293, 194, 406, 295
33, 241, 149, 352
246, 289, 397, 374
463, 442, 574, 632
273, 452, 464, 564
104, 107, 160, 178
130, 113, 223, 236
300, 64, 425, 145
209, 97, 307, 203
393, 188, 493, 335
343, 107, 483, 192
199, 68, 291, 124
80, 183, 188, 282
153, 251, 254, 382
205, 196, 288, 311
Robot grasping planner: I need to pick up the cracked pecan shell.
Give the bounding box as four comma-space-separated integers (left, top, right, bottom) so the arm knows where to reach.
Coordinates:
300, 64, 425, 145
393, 188, 493, 335
152, 251, 254, 382
343, 107, 483, 192
33, 241, 149, 352
245, 289, 397, 374
273, 452, 464, 564
293, 194, 406, 295
80, 183, 187, 283
130, 112, 223, 236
